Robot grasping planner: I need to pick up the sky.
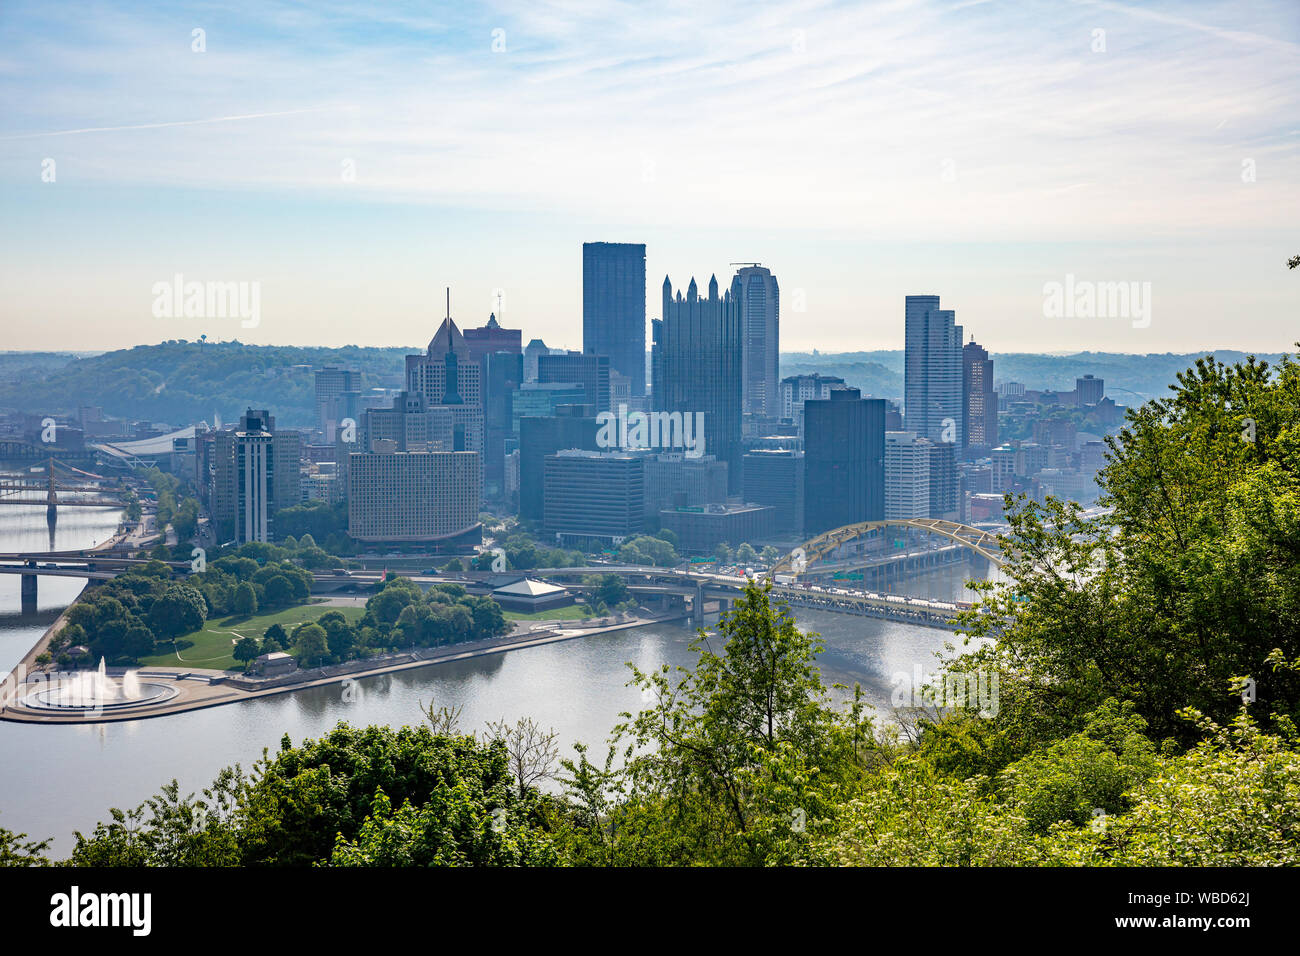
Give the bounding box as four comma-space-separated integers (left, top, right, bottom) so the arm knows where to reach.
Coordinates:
0, 0, 1297, 355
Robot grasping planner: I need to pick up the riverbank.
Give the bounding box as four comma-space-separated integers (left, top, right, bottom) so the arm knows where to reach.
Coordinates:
0, 611, 690, 725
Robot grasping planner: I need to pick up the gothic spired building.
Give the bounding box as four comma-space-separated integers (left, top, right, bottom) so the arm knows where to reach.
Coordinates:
652, 274, 743, 492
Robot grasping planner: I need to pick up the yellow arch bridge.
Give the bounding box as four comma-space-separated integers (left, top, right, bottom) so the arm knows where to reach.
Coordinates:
769, 518, 1006, 577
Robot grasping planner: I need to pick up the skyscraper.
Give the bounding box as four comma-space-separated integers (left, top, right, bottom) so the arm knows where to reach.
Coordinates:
962, 338, 997, 452
314, 367, 360, 442
538, 351, 611, 414
654, 274, 743, 491
583, 242, 646, 398
731, 264, 779, 419
1076, 374, 1105, 406
904, 295, 964, 448
803, 388, 885, 536
210, 409, 300, 544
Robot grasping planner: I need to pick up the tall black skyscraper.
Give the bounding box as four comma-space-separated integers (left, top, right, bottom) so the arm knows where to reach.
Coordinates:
583, 242, 646, 399
803, 388, 885, 536
654, 274, 743, 492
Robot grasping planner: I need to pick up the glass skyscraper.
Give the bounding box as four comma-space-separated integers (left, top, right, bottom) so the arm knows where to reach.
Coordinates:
653, 274, 743, 492
904, 295, 964, 448
583, 242, 646, 399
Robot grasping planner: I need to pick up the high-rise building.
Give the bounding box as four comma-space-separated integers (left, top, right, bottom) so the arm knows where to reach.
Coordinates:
543, 450, 645, 545
643, 453, 728, 518
904, 295, 964, 448
538, 352, 611, 414
654, 275, 743, 491
1076, 374, 1105, 406
583, 242, 646, 398
210, 409, 301, 544
927, 439, 958, 519
885, 431, 931, 520
523, 339, 551, 382
779, 373, 845, 429
482, 351, 523, 501
314, 367, 360, 442
803, 388, 885, 536
742, 448, 804, 534
347, 446, 481, 546
731, 265, 779, 418
518, 406, 600, 521
406, 314, 483, 408
463, 312, 522, 367
962, 339, 997, 452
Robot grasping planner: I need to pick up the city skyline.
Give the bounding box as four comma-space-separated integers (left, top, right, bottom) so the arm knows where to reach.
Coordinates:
1, 0, 1296, 353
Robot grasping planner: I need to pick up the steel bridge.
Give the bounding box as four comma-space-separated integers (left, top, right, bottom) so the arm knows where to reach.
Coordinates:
768, 518, 1007, 577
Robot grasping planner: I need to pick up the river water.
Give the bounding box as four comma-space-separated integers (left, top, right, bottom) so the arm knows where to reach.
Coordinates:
0, 503, 992, 855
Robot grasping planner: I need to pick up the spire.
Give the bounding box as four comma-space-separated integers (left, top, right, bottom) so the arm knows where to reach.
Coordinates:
487, 312, 500, 328
708, 274, 718, 299
687, 277, 698, 301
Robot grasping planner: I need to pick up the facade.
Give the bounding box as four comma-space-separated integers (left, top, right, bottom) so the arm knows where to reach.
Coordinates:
803, 388, 885, 536
962, 339, 997, 452
659, 503, 775, 555
653, 275, 743, 491
583, 242, 647, 398
482, 350, 523, 501
511, 383, 588, 434
406, 317, 483, 408
732, 265, 780, 418
538, 352, 612, 414
463, 312, 522, 367
742, 448, 804, 534
518, 407, 600, 521
347, 447, 481, 544
1076, 374, 1105, 406
779, 373, 844, 427
928, 439, 958, 520
643, 452, 728, 518
314, 367, 360, 442
904, 295, 964, 447
543, 450, 645, 545
885, 431, 932, 519
523, 338, 551, 382
210, 409, 301, 544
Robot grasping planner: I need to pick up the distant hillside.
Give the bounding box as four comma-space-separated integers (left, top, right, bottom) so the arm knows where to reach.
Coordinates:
781, 349, 1290, 404
0, 341, 1289, 428
0, 341, 410, 427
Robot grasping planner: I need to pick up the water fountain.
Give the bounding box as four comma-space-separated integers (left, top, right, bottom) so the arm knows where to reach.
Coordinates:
23, 657, 178, 712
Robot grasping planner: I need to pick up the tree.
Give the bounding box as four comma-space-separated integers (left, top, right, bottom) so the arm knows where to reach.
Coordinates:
0, 816, 50, 867
262, 623, 287, 653
146, 583, 207, 639
261, 575, 294, 608
232, 582, 258, 617
442, 558, 464, 572
735, 543, 758, 565
714, 542, 732, 564
293, 624, 330, 668
233, 636, 261, 667
592, 573, 629, 609
484, 717, 560, 800
760, 546, 780, 565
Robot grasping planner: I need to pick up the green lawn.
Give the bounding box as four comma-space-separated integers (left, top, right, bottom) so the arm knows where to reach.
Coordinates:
502, 604, 591, 622
139, 601, 366, 672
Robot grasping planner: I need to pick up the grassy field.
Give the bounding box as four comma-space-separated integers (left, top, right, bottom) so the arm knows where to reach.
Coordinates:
502, 604, 590, 622
139, 601, 365, 672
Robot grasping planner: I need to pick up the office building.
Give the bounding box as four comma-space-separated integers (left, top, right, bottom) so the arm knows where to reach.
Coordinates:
732, 265, 779, 418
583, 242, 646, 398
659, 503, 776, 555
885, 431, 932, 520
1076, 374, 1105, 406
210, 409, 301, 544
314, 367, 361, 442
904, 295, 964, 447
962, 339, 997, 452
463, 312, 522, 367
643, 453, 729, 518
406, 314, 482, 408
543, 450, 645, 545
654, 275, 743, 491
518, 406, 600, 521
803, 388, 885, 536
538, 351, 611, 414
779, 373, 845, 430
742, 448, 804, 534
347, 446, 481, 546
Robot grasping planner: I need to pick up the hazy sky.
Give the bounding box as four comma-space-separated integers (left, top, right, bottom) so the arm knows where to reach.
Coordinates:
1, 0, 1297, 354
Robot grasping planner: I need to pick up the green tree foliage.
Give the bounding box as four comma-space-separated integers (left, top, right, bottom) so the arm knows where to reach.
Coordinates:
232, 581, 258, 617
145, 582, 207, 639
293, 624, 330, 668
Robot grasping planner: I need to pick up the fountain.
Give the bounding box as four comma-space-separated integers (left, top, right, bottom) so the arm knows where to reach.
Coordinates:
23, 657, 178, 712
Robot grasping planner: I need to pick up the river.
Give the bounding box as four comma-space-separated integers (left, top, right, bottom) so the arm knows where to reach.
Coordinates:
0, 502, 993, 855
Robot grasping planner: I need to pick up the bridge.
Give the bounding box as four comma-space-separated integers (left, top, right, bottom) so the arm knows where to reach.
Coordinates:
0, 551, 189, 613
0, 458, 131, 517
769, 518, 1007, 577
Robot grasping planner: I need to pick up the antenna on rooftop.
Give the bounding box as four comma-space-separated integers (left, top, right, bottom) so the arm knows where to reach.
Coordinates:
446, 287, 451, 321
